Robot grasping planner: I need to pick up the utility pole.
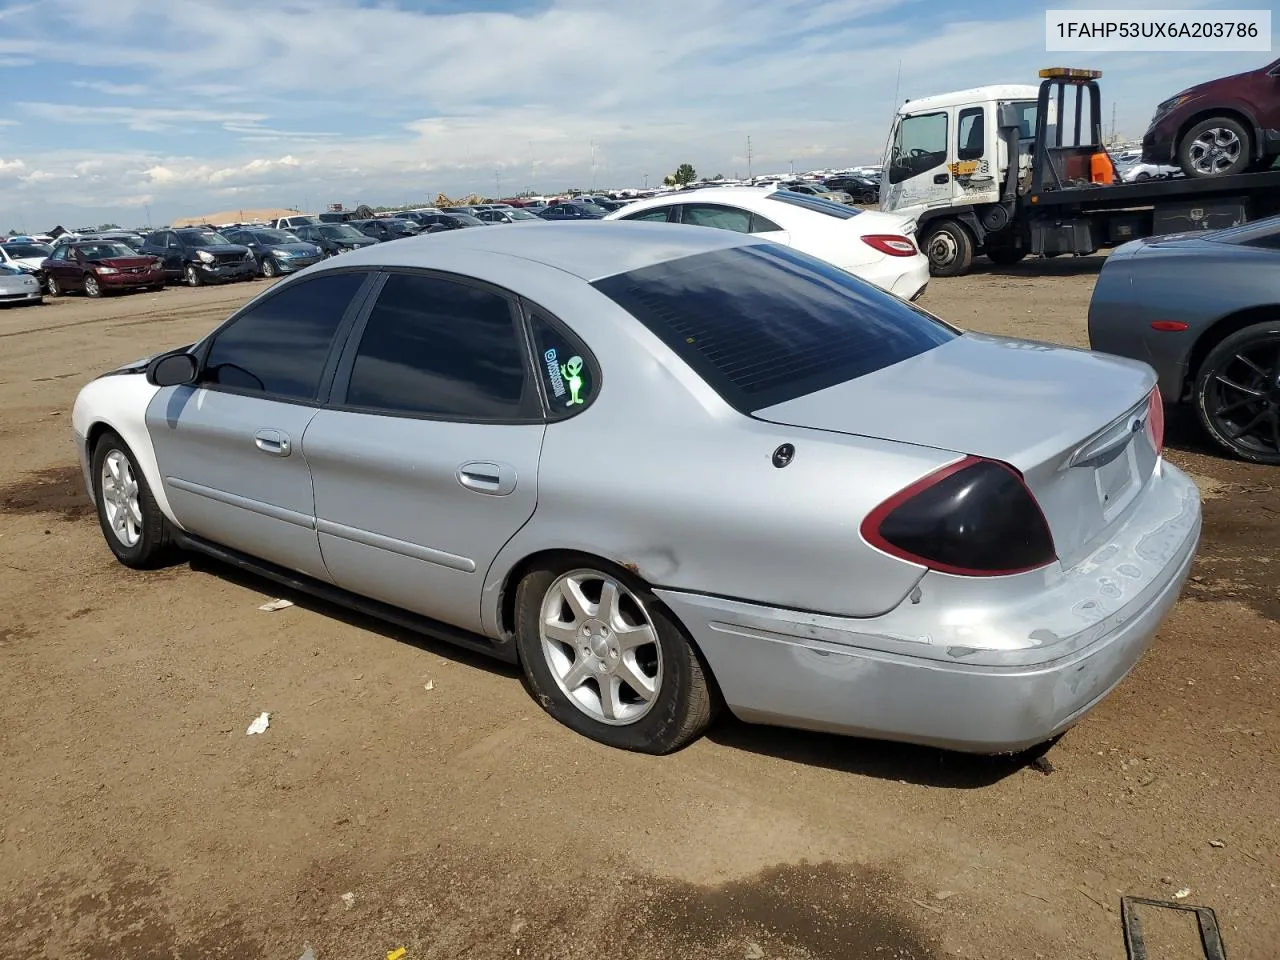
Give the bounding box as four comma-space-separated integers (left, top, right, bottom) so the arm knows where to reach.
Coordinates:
789, 159, 794, 176
643, 173, 648, 189
1110, 102, 1117, 143
495, 169, 501, 198
590, 140, 596, 190
747, 136, 752, 181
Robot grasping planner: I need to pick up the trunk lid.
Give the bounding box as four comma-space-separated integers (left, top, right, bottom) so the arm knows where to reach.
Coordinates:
754, 332, 1159, 567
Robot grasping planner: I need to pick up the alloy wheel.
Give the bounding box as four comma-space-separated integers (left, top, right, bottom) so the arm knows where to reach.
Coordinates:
84, 275, 101, 297
100, 450, 143, 547
538, 569, 663, 726
262, 258, 277, 277
1189, 128, 1242, 176
1203, 334, 1280, 459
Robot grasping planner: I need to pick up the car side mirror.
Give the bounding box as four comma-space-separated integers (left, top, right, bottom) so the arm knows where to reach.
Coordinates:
147, 352, 199, 387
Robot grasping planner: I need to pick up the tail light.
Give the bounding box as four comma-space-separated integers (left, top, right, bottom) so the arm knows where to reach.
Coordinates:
861, 456, 1057, 576
861, 234, 918, 257
1146, 386, 1164, 456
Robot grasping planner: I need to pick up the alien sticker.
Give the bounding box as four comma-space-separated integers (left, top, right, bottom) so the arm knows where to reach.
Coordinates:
560, 356, 585, 405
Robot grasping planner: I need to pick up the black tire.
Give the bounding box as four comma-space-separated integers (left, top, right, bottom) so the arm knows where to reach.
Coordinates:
90, 430, 176, 568
1177, 117, 1252, 178
514, 556, 716, 754
985, 246, 1026, 266
1193, 320, 1280, 466
261, 257, 277, 278
1134, 171, 1151, 182
185, 264, 202, 287
922, 220, 974, 277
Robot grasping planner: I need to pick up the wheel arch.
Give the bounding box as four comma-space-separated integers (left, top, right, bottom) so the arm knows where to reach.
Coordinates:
1185, 303, 1280, 398
1176, 107, 1263, 161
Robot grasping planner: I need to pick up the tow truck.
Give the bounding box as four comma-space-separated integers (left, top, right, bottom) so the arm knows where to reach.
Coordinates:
879, 68, 1280, 276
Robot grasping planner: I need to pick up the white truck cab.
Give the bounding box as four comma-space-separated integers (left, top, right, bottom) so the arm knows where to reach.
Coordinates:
880, 85, 1040, 274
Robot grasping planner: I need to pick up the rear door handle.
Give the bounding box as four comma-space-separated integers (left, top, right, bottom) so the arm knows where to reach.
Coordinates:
254, 429, 291, 457
457, 461, 516, 496
933, 173, 950, 184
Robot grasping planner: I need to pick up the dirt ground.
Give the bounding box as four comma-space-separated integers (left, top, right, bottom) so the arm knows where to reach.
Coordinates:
0, 259, 1276, 960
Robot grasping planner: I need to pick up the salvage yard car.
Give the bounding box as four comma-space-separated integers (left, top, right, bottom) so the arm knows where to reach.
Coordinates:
0, 261, 42, 306
71, 222, 1201, 755
138, 228, 257, 287
43, 240, 165, 298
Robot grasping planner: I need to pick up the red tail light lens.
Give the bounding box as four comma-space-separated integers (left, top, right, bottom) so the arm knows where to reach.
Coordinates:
861, 234, 918, 257
861, 456, 1057, 576
1146, 386, 1164, 456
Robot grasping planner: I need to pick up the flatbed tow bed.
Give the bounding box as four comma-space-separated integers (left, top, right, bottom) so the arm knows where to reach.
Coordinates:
880, 69, 1280, 275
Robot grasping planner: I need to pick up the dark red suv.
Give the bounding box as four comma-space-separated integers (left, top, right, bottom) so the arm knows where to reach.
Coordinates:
1142, 57, 1280, 178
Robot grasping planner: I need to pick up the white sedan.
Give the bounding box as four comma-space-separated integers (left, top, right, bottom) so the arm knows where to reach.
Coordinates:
604, 186, 929, 300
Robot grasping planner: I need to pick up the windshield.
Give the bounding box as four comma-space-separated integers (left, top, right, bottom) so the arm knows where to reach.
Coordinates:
592, 243, 955, 413
255, 230, 299, 243
3, 243, 52, 259
1207, 214, 1280, 249
767, 192, 860, 219
320, 224, 364, 239
77, 243, 137, 259
178, 231, 230, 247
507, 209, 540, 220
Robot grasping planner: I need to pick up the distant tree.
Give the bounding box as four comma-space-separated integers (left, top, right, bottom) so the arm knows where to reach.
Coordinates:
672, 163, 697, 186
711, 173, 724, 180
97, 222, 121, 230
662, 174, 676, 187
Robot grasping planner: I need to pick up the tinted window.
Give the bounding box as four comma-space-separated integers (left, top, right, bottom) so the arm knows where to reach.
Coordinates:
203, 272, 366, 400
622, 206, 673, 223
681, 204, 752, 233
1210, 215, 1280, 249
178, 230, 230, 247
767, 192, 859, 219
592, 244, 956, 412
343, 273, 531, 420
889, 112, 948, 184
750, 212, 783, 233
957, 107, 985, 161
529, 312, 596, 417
4, 243, 51, 258
49, 246, 69, 261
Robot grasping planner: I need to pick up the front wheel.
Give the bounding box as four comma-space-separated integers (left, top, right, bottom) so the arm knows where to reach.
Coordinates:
46, 275, 62, 297
923, 220, 974, 277
91, 431, 176, 568
185, 264, 202, 287
514, 559, 715, 753
1178, 117, 1252, 178
84, 274, 103, 298
1193, 321, 1280, 466
261, 258, 277, 278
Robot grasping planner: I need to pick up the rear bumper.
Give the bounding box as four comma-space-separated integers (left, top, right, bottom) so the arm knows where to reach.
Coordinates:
656, 462, 1201, 753
853, 257, 931, 301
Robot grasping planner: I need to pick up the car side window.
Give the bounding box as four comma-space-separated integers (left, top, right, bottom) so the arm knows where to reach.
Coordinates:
623, 206, 673, 223
957, 107, 985, 161
202, 271, 368, 401
750, 212, 783, 233
341, 273, 534, 420
49, 246, 68, 261
167, 234, 181, 249
681, 204, 753, 233
528, 310, 596, 418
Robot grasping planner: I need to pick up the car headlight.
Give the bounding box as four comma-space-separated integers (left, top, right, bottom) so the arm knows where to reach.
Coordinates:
197, 250, 215, 263
95, 266, 119, 275
1151, 94, 1198, 123
271, 249, 292, 258
243, 251, 254, 262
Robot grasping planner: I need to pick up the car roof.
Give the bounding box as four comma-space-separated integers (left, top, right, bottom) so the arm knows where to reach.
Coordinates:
313, 219, 758, 281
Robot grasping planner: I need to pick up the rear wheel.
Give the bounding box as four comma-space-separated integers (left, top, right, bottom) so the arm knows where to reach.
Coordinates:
91, 431, 176, 568
923, 220, 974, 277
514, 558, 715, 753
1178, 117, 1252, 178
1193, 320, 1280, 466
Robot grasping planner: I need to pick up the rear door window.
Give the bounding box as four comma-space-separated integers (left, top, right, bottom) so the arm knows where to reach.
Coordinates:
591, 243, 956, 412
621, 206, 674, 223
680, 204, 753, 233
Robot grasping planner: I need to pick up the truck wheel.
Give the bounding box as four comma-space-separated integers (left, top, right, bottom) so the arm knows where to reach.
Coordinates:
923, 221, 974, 277
1193, 320, 1280, 466
1178, 117, 1251, 178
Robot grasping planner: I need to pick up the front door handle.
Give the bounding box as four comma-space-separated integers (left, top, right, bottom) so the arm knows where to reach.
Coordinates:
457, 461, 517, 496
933, 173, 950, 184
254, 429, 291, 457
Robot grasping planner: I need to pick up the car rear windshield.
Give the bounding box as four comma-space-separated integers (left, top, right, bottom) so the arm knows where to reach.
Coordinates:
592, 243, 957, 412
768, 191, 860, 219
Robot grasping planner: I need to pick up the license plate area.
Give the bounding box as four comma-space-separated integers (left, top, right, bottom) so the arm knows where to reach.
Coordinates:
1094, 440, 1138, 520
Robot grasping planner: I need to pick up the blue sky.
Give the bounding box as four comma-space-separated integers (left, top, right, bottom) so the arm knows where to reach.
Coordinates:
0, 0, 1270, 229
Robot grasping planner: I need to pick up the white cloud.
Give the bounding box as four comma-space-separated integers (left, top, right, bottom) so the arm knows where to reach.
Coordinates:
70, 79, 149, 96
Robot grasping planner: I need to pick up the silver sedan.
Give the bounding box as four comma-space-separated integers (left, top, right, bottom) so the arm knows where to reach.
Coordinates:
71, 222, 1201, 754
0, 263, 43, 306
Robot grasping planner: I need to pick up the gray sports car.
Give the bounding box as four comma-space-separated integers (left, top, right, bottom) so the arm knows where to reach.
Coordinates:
71, 222, 1201, 755
1088, 215, 1280, 466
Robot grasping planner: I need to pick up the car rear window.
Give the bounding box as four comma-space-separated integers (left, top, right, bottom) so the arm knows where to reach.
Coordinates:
592, 243, 956, 412
767, 191, 861, 219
